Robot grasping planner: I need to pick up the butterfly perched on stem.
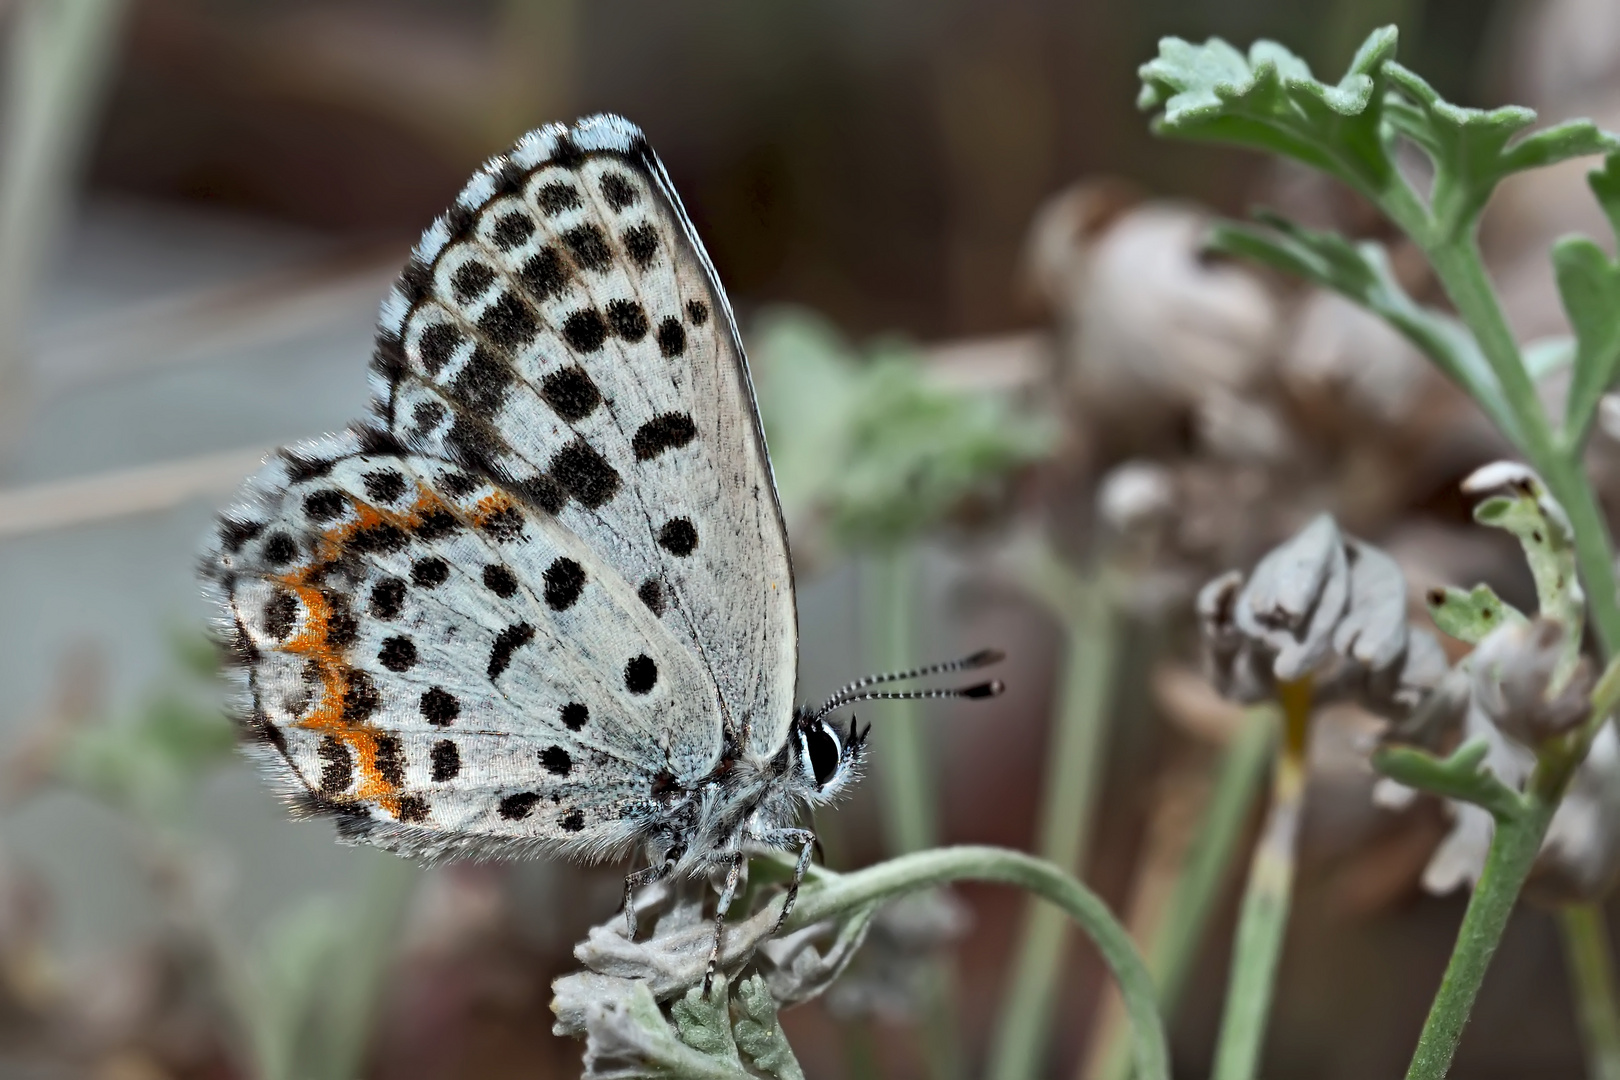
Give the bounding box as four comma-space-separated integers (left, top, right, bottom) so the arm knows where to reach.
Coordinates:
199, 114, 1002, 986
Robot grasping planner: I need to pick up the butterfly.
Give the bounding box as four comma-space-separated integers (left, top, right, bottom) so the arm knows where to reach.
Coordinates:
198, 114, 1003, 985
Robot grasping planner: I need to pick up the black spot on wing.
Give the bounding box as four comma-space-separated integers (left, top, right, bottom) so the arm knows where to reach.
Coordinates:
362, 469, 408, 503
411, 399, 446, 436
219, 518, 264, 553
656, 317, 686, 358
600, 172, 639, 211
482, 564, 518, 598
543, 558, 585, 610
414, 507, 460, 541
499, 791, 539, 820
537, 182, 581, 216
479, 505, 525, 542
539, 366, 601, 422
488, 622, 535, 680
562, 309, 608, 353
513, 474, 569, 516
369, 578, 406, 620
448, 345, 514, 413
633, 413, 696, 460
477, 292, 538, 350
658, 517, 698, 557
541, 746, 573, 776
623, 224, 659, 269
303, 489, 347, 522
549, 439, 620, 508
263, 590, 299, 640
396, 795, 429, 823
563, 224, 612, 272
518, 247, 569, 301
686, 299, 710, 325
375, 735, 405, 786
560, 808, 585, 832
262, 532, 298, 566
451, 262, 496, 304
431, 739, 461, 781
411, 557, 449, 587
491, 210, 536, 251
562, 702, 588, 731
325, 593, 360, 650
638, 577, 665, 616
606, 299, 648, 341
418, 324, 464, 375
378, 636, 418, 672
318, 735, 353, 793
341, 671, 380, 723
421, 686, 459, 726
624, 654, 658, 695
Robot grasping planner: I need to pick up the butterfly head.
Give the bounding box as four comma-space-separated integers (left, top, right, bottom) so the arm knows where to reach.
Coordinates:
789, 711, 869, 801
787, 649, 1005, 803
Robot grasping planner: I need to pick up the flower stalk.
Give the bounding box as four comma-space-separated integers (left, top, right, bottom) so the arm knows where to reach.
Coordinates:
781, 846, 1172, 1080
1210, 679, 1311, 1080
987, 562, 1120, 1080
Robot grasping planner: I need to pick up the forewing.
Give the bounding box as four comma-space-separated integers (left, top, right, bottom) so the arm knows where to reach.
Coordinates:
369, 116, 798, 757
201, 435, 716, 861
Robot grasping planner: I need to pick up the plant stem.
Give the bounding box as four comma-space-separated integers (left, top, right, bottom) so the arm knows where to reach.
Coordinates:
1404, 782, 1560, 1079
1210, 680, 1311, 1080
868, 548, 937, 852
1422, 237, 1620, 657
863, 548, 961, 1080
1560, 904, 1620, 1080
988, 568, 1120, 1080
784, 846, 1172, 1080
0, 0, 129, 448
1089, 705, 1278, 1080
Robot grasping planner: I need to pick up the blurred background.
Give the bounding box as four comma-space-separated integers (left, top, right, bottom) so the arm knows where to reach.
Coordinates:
0, 0, 1614, 1077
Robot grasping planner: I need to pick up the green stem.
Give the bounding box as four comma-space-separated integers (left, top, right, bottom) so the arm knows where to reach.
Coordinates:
863, 548, 960, 1080
1423, 237, 1620, 657
783, 846, 1172, 1080
1404, 783, 1560, 1079
1091, 706, 1278, 1080
1560, 904, 1620, 1080
867, 549, 936, 853
987, 569, 1120, 1080
1210, 681, 1311, 1080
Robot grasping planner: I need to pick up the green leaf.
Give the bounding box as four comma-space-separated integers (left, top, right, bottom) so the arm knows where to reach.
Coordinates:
1589, 152, 1620, 248
1372, 738, 1526, 821
1523, 336, 1575, 382
1470, 483, 1582, 633
730, 975, 805, 1080
752, 307, 1055, 554
1138, 27, 1399, 198
1556, 234, 1620, 448
1382, 62, 1620, 237
671, 979, 741, 1063
1426, 584, 1529, 645
1208, 215, 1517, 437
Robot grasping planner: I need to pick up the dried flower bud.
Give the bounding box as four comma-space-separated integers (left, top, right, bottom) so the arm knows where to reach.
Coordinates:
1096, 460, 1175, 534
1469, 617, 1592, 747
1533, 726, 1620, 903
1198, 515, 1444, 723
1232, 513, 1350, 682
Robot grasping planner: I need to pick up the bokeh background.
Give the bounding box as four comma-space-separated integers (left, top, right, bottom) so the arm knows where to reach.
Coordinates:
0, 0, 1612, 1077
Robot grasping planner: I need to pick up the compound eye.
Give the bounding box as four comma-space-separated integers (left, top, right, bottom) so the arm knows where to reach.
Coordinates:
807, 721, 842, 788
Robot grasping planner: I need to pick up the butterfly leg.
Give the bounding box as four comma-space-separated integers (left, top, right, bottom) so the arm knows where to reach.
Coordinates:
758, 828, 817, 933
703, 851, 745, 995
622, 859, 675, 939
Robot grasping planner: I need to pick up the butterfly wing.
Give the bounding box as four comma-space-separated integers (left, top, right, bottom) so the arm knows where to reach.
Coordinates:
371, 115, 797, 756
200, 116, 799, 859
